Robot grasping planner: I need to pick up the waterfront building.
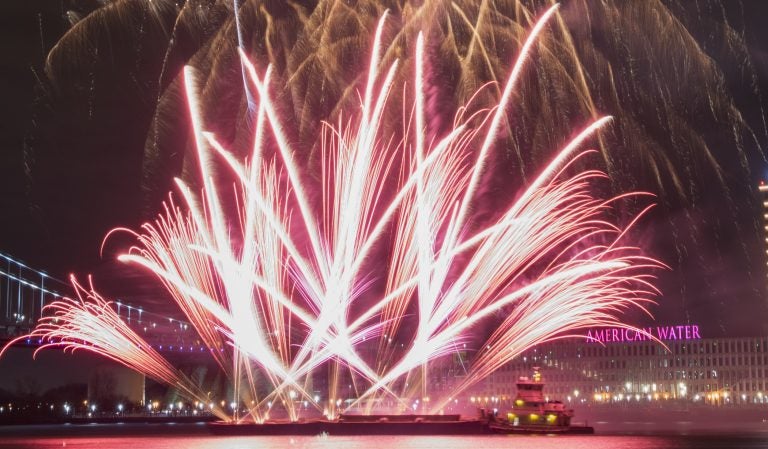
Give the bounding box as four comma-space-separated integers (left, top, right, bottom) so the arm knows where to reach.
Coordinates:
479, 325, 768, 407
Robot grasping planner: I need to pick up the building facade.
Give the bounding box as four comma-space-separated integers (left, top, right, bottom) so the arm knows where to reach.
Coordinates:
479, 325, 768, 408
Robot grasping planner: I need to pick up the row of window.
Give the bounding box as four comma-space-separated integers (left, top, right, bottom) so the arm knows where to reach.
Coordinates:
514, 338, 768, 361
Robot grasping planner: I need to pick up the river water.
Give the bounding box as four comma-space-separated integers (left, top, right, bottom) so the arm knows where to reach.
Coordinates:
2, 425, 768, 449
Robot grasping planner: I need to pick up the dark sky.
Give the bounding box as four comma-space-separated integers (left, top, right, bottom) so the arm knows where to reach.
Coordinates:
2, 1, 768, 336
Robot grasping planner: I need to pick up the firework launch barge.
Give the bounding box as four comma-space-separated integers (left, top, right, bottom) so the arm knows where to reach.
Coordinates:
209, 372, 593, 436
208, 413, 591, 436
208, 414, 487, 435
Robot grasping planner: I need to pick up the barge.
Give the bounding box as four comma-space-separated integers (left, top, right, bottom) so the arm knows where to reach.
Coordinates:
209, 367, 592, 435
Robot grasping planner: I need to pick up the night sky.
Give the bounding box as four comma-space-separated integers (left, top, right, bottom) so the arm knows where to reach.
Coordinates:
3, 0, 768, 337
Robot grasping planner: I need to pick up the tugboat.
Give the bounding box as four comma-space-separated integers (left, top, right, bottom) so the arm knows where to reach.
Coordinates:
488, 367, 593, 434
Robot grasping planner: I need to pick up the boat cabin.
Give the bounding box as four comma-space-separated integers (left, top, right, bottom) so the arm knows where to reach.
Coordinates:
506, 367, 573, 427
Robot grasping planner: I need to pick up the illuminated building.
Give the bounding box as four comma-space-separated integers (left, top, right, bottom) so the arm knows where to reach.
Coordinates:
760, 181, 768, 280
481, 326, 768, 407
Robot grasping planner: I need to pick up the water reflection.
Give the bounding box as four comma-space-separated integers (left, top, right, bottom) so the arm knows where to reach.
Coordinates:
3, 433, 768, 449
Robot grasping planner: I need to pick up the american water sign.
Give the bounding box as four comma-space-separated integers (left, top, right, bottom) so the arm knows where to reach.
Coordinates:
585, 324, 701, 343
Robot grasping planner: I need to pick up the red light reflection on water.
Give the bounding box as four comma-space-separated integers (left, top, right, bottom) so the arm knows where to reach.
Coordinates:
0, 434, 763, 449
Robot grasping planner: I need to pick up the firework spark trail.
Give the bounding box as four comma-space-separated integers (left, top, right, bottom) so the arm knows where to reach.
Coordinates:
347, 153, 661, 409
7, 3, 664, 421
183, 65, 269, 421
107, 201, 231, 373
354, 7, 567, 390
118, 167, 310, 420
0, 276, 229, 421
223, 15, 416, 417
277, 13, 403, 390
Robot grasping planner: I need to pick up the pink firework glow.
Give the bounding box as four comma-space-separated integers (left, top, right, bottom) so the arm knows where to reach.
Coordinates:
4, 4, 661, 422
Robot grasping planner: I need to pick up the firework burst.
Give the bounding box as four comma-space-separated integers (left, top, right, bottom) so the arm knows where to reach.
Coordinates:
0, 275, 230, 421
9, 4, 662, 422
